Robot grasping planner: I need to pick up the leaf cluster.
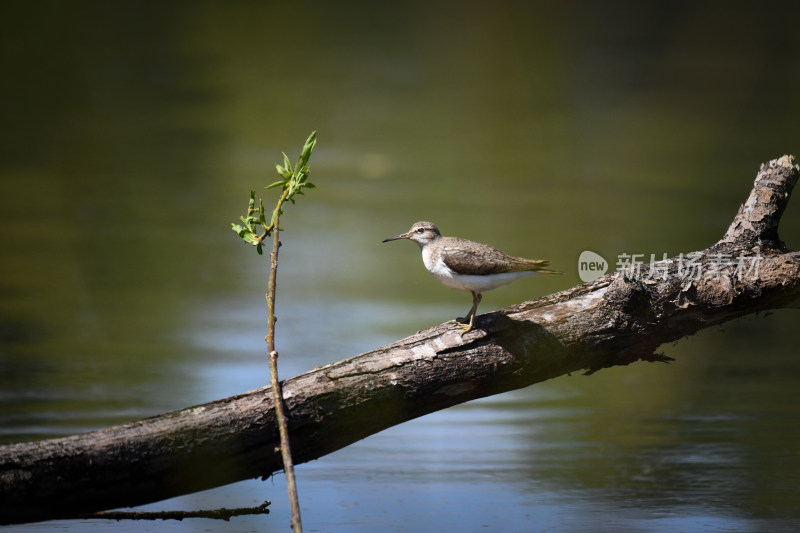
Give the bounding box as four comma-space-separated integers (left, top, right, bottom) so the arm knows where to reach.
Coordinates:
231, 131, 317, 254
232, 190, 268, 254
269, 131, 317, 201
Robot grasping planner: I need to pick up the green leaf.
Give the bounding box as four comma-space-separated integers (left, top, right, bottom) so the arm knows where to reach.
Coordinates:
256, 243, 263, 255
282, 152, 292, 173
294, 131, 316, 172
266, 180, 285, 190
305, 182, 316, 189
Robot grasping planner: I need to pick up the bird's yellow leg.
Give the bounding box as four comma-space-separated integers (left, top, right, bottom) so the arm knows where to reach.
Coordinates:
453, 292, 482, 332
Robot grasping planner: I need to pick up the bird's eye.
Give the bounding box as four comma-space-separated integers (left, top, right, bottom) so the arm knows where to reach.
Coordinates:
416, 228, 425, 234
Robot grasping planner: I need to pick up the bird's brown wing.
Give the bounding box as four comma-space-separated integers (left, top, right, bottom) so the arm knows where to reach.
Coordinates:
440, 238, 552, 275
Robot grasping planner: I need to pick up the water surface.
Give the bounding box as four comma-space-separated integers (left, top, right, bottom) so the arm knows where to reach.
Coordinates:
1, 2, 800, 532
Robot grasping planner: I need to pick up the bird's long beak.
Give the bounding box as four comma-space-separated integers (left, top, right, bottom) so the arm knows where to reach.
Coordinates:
382, 231, 411, 243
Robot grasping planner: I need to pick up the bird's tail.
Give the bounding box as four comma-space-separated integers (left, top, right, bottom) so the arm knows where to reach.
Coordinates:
536, 268, 565, 275
518, 259, 564, 275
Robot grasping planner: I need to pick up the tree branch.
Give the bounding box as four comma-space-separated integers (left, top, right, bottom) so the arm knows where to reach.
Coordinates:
1, 156, 798, 525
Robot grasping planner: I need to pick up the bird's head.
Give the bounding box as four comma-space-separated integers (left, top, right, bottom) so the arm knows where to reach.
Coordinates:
382, 221, 441, 248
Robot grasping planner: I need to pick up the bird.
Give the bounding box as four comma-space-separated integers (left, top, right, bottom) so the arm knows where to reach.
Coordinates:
382, 221, 562, 332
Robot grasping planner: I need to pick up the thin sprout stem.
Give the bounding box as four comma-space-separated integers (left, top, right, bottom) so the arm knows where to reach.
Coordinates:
265, 202, 302, 533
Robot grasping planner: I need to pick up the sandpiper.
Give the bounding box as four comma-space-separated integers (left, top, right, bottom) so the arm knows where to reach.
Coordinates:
382, 221, 562, 332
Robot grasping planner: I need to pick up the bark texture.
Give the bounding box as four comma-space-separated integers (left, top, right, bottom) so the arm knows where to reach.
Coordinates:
1, 157, 799, 525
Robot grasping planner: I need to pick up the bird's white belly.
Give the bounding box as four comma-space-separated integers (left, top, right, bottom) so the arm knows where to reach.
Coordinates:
422, 248, 538, 293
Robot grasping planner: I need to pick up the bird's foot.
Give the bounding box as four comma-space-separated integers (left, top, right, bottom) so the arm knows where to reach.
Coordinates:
449, 316, 475, 333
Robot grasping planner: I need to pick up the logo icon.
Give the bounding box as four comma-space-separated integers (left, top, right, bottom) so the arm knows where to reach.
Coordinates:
578, 250, 608, 282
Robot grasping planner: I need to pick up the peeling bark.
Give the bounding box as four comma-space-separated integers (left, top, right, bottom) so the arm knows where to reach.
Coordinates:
1, 157, 799, 525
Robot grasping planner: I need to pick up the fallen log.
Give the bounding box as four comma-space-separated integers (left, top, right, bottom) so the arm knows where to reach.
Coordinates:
1, 156, 799, 525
